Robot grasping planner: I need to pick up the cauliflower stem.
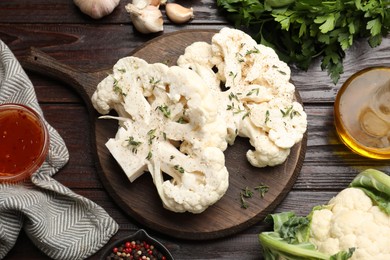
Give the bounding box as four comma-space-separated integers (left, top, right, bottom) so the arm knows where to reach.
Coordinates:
259, 169, 390, 260
259, 212, 355, 260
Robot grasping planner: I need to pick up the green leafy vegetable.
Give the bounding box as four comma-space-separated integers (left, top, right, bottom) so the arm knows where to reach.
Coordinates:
349, 168, 390, 214
258, 168, 390, 259
259, 212, 355, 260
216, 0, 390, 84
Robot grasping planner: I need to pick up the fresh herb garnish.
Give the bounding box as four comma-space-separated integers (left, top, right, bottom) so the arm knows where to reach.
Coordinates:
281, 106, 293, 117
147, 129, 157, 145
245, 46, 260, 55
241, 187, 254, 198
126, 136, 142, 153
281, 106, 301, 119
246, 88, 260, 96
265, 110, 270, 124
255, 184, 269, 198
239, 184, 269, 209
216, 0, 390, 84
174, 165, 185, 174
149, 77, 161, 85
240, 195, 249, 209
229, 71, 238, 79
156, 104, 171, 118
242, 111, 250, 120
240, 187, 253, 209
177, 116, 186, 124
229, 92, 239, 101
113, 78, 125, 96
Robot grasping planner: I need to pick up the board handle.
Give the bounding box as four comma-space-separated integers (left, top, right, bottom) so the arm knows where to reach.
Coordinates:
20, 47, 106, 105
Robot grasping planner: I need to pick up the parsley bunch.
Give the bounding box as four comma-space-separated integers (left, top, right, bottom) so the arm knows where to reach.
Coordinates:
217, 0, 390, 83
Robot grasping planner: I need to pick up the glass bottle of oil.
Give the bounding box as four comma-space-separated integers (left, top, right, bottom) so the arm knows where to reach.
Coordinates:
334, 67, 390, 159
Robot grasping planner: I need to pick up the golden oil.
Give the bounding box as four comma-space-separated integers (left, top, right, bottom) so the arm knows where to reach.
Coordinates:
334, 67, 390, 159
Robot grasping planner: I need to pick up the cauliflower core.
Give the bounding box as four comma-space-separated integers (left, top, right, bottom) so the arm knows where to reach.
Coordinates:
92, 57, 229, 214
177, 27, 307, 167
310, 187, 390, 260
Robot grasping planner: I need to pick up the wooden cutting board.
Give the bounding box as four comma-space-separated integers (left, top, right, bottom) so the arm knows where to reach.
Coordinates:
21, 30, 307, 240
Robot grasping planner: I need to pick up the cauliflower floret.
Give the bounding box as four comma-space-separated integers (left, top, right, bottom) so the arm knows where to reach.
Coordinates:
310, 187, 390, 260
211, 27, 258, 89
92, 57, 150, 115
240, 119, 291, 167
177, 41, 220, 91
248, 97, 307, 149
91, 76, 123, 115
156, 143, 228, 213
309, 208, 333, 241
92, 56, 230, 214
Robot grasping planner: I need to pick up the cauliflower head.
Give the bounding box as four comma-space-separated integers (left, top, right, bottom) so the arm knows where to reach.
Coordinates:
259, 169, 390, 260
310, 187, 390, 260
177, 27, 307, 167
92, 56, 229, 214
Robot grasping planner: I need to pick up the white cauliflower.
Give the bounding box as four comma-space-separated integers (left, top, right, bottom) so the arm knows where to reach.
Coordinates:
178, 27, 307, 167
239, 118, 291, 167
259, 169, 390, 260
248, 98, 307, 149
92, 27, 307, 213
92, 56, 229, 214
310, 187, 390, 260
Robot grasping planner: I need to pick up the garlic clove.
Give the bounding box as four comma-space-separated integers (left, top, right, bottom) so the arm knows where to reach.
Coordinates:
165, 3, 194, 24
74, 0, 120, 19
125, 3, 164, 34
150, 0, 161, 7
132, 0, 149, 9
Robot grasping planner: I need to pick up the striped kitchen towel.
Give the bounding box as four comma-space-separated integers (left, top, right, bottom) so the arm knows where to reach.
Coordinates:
0, 41, 118, 259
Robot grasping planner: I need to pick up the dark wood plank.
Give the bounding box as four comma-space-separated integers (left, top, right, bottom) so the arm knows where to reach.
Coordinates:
0, 0, 226, 24
2, 22, 389, 104
1, 24, 226, 70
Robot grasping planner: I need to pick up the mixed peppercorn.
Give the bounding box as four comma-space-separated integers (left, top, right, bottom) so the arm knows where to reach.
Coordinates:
105, 240, 167, 260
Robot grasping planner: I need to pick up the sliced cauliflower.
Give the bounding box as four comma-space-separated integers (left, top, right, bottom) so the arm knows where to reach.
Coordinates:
177, 27, 307, 167
248, 97, 307, 149
239, 118, 291, 167
92, 56, 229, 214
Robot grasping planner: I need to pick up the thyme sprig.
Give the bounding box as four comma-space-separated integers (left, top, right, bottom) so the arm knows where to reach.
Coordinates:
156, 104, 171, 118
239, 184, 270, 209
126, 136, 142, 154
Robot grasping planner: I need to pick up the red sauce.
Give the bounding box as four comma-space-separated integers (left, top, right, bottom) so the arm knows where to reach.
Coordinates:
0, 104, 48, 181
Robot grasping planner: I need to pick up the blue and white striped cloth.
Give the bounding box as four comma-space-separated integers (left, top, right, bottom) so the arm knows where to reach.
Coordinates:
0, 40, 118, 259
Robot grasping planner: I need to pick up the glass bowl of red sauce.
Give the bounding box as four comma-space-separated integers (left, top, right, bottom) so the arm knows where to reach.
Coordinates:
0, 103, 49, 183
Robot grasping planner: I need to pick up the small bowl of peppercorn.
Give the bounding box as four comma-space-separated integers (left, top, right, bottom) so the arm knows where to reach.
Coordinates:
101, 229, 174, 260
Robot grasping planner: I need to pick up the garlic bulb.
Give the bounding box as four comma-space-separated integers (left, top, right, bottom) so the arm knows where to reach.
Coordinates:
125, 3, 163, 34
165, 3, 194, 24
74, 0, 120, 19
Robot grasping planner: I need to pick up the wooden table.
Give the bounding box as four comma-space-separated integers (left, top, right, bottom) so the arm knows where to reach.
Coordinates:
1, 1, 389, 259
